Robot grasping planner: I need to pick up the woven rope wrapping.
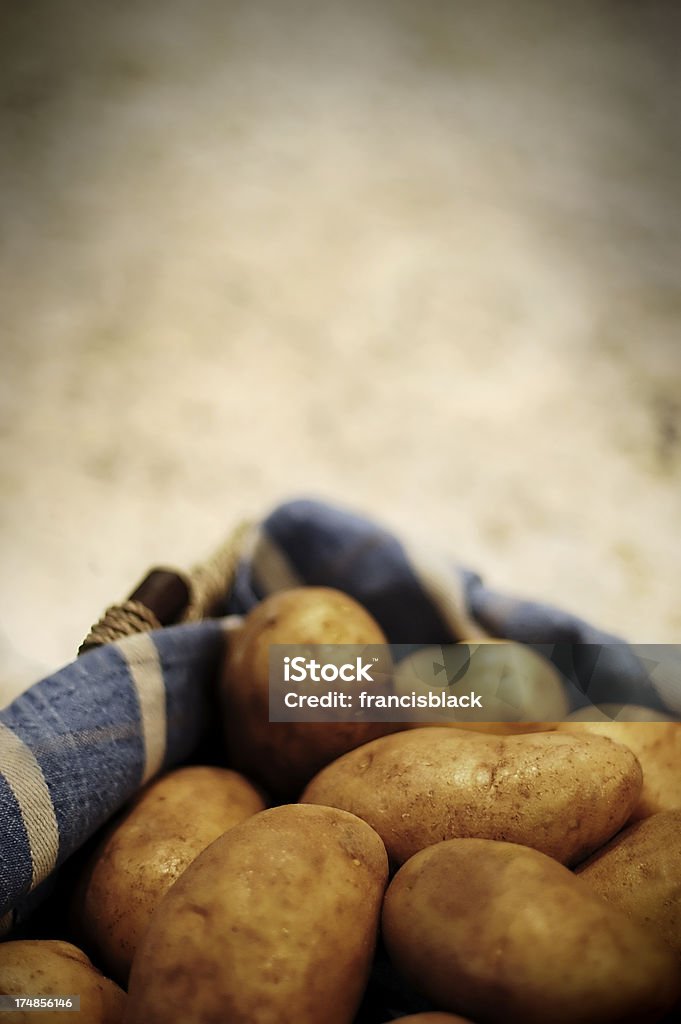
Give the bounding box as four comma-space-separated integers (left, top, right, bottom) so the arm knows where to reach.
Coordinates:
183, 520, 252, 622
79, 601, 162, 651
78, 521, 252, 654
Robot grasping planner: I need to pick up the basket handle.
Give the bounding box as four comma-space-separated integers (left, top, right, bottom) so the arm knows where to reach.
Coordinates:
78, 521, 252, 655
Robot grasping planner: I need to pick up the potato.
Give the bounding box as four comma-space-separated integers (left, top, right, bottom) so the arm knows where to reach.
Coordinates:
459, 702, 669, 736
0, 940, 125, 1023
220, 586, 398, 796
394, 641, 568, 727
71, 765, 266, 983
554, 716, 681, 820
125, 804, 388, 1024
382, 839, 681, 1024
576, 810, 681, 957
301, 726, 642, 865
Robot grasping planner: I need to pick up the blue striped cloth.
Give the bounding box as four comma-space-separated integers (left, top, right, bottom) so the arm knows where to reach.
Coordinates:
0, 498, 677, 934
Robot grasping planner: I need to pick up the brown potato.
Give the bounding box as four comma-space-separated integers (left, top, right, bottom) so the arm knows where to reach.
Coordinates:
71, 764, 266, 983
382, 839, 681, 1024
554, 717, 681, 820
394, 641, 568, 727
301, 726, 642, 865
0, 940, 125, 1023
576, 810, 681, 957
220, 586, 398, 796
125, 804, 389, 1024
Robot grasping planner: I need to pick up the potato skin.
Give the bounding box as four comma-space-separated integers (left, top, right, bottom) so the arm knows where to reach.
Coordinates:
301, 727, 642, 865
395, 641, 568, 727
125, 804, 389, 1024
554, 719, 681, 820
220, 587, 398, 796
576, 810, 681, 957
382, 839, 681, 1024
71, 765, 266, 983
0, 940, 125, 1023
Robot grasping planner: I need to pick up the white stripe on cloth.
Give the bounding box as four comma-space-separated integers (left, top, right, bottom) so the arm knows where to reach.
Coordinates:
248, 526, 305, 595
0, 722, 60, 893
221, 615, 245, 635
116, 632, 167, 785
401, 541, 490, 642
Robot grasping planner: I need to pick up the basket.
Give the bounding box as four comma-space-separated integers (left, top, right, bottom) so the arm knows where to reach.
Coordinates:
0, 499, 678, 1022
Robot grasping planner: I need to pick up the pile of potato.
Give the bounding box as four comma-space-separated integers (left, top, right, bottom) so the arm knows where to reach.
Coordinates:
1, 587, 679, 1023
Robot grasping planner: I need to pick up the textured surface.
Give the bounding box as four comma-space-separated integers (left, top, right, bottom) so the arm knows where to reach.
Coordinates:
1, 1, 680, 701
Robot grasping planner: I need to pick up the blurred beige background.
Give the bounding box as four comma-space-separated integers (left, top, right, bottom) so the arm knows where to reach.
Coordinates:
1, 0, 680, 701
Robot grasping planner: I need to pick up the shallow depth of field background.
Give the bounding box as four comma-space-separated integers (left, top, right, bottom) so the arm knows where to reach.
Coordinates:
1, 0, 680, 701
